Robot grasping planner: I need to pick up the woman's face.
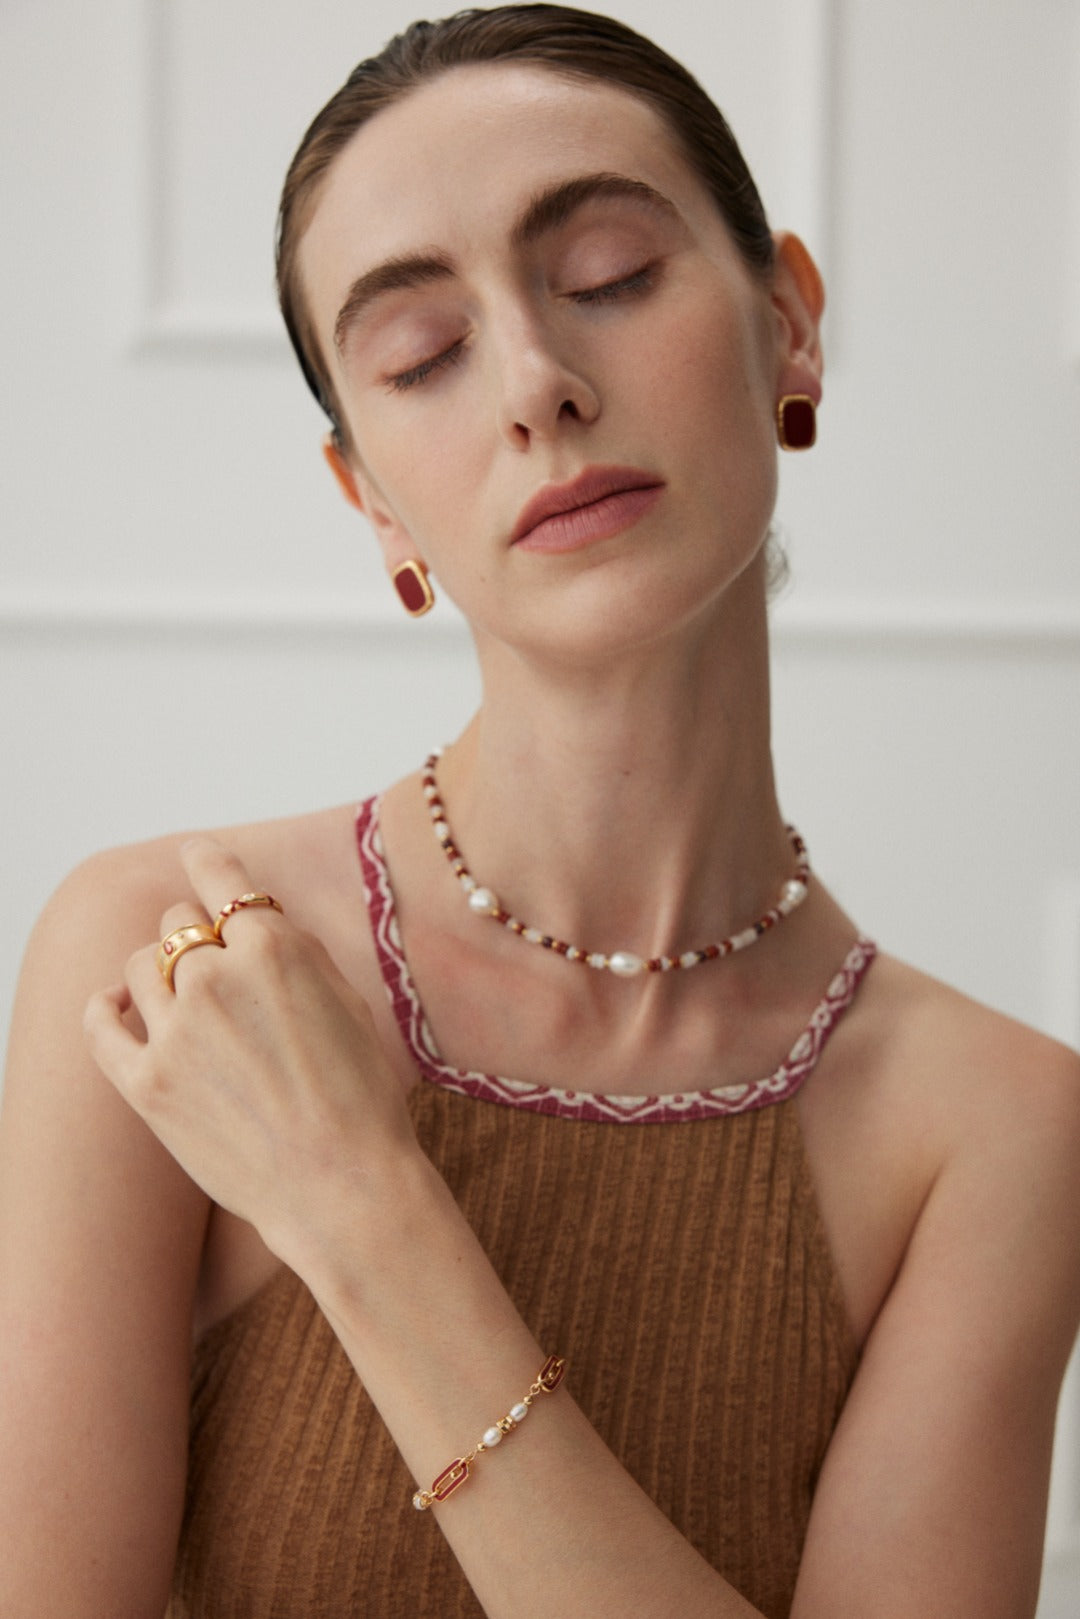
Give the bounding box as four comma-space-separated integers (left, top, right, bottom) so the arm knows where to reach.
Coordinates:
299, 63, 820, 661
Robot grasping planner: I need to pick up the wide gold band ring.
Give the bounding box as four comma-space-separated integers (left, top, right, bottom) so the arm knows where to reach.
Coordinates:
158, 924, 226, 990
213, 891, 283, 939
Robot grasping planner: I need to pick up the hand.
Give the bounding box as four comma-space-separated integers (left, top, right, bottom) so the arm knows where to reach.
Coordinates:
83, 837, 417, 1269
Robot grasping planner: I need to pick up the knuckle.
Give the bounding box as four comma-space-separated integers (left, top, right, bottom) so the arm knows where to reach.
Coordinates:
175, 959, 220, 1005
129, 942, 158, 979
133, 1058, 172, 1110
248, 919, 292, 963
159, 902, 196, 937
293, 927, 325, 962
81, 991, 103, 1043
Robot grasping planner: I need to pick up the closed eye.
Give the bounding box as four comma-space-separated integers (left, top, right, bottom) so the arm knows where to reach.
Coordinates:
385, 264, 655, 391
386, 339, 466, 393
571, 266, 656, 305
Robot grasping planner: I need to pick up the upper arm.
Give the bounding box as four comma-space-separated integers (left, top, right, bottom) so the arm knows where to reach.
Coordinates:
0, 846, 211, 1617
793, 1034, 1080, 1619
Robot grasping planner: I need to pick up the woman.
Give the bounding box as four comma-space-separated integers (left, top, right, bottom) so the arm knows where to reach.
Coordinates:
1, 6, 1078, 1615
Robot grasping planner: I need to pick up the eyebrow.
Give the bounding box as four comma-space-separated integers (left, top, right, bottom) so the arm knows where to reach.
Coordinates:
331, 172, 679, 354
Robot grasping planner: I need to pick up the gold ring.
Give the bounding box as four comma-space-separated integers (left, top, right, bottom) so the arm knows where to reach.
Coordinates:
158, 924, 226, 990
213, 891, 284, 939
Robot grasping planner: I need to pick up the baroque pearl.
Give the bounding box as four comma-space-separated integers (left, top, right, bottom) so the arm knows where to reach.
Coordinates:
421, 751, 811, 979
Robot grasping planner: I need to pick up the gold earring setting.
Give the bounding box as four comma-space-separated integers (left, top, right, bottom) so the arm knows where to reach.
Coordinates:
392, 559, 435, 617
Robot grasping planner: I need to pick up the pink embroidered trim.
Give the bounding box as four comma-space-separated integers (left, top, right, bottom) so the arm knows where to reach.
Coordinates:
356, 796, 877, 1125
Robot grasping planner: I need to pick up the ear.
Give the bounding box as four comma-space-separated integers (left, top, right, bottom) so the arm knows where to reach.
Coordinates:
769, 232, 825, 403
321, 436, 425, 576
322, 436, 365, 511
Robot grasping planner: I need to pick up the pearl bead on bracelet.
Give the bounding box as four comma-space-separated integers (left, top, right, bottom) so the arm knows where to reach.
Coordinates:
422, 750, 810, 977
412, 1355, 567, 1510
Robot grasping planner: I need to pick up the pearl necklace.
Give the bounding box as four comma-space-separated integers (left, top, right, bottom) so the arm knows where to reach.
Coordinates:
421, 751, 810, 978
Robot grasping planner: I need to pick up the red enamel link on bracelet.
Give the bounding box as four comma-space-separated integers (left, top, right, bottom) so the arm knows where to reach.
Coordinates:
412, 1355, 567, 1510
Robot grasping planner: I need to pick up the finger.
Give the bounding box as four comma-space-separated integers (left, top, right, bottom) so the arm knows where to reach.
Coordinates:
296, 929, 375, 1023
179, 838, 285, 939
155, 899, 225, 996
129, 938, 190, 1015
83, 983, 145, 1091
159, 899, 212, 938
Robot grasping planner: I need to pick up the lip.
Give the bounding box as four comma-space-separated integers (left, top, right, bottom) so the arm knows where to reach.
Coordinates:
511, 465, 665, 549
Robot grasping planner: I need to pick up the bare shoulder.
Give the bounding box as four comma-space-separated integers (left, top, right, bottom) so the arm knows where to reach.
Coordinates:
860, 949, 1080, 1140
795, 952, 1080, 1615
33, 796, 359, 929
2, 796, 364, 1304
11, 796, 363, 1006
885, 952, 1080, 1319
800, 943, 1080, 1350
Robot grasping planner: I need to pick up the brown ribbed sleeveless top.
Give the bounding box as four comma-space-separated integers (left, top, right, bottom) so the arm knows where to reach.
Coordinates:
167, 799, 873, 1619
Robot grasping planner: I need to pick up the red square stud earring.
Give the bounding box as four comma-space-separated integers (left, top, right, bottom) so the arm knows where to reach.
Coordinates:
777, 395, 817, 451
391, 559, 436, 617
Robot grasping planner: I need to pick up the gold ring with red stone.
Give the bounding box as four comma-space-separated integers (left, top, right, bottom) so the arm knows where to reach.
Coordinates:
213, 892, 283, 939
157, 924, 226, 991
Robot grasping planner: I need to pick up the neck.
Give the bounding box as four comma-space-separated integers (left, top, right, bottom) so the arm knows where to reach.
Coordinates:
434, 559, 793, 961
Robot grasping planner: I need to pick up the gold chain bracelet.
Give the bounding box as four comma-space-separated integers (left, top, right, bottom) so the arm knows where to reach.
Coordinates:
412, 1354, 567, 1510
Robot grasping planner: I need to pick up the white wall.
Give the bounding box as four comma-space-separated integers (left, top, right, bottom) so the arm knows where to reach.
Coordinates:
2, 0, 1079, 1606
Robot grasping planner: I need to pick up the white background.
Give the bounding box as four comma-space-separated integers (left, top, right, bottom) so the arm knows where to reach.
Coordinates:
2, 0, 1079, 1608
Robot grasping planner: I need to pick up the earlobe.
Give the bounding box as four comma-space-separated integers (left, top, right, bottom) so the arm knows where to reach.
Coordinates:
322, 433, 427, 592
322, 436, 365, 512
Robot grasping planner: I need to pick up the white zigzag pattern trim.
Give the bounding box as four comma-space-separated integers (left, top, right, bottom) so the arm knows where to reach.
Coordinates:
357, 796, 877, 1126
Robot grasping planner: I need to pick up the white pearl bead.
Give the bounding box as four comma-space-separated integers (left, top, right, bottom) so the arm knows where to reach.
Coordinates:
433, 819, 449, 840
482, 1426, 503, 1448
730, 927, 757, 951
608, 950, 645, 976
586, 953, 608, 969
509, 1402, 529, 1423
522, 927, 543, 944
412, 1493, 427, 1510
459, 874, 477, 892
782, 878, 808, 906
468, 886, 499, 915
680, 951, 699, 968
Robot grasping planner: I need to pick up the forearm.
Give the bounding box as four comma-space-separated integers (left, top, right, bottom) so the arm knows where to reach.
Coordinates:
295, 1146, 761, 1619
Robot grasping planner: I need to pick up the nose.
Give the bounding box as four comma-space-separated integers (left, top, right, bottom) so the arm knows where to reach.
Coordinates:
492, 313, 600, 448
